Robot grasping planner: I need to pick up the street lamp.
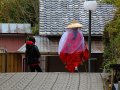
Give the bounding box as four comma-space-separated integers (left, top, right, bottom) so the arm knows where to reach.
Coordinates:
84, 0, 97, 72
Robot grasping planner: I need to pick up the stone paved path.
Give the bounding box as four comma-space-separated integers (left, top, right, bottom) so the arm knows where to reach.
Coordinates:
0, 72, 106, 90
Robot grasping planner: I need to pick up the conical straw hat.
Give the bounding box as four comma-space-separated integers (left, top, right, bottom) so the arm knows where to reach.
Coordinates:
66, 19, 83, 29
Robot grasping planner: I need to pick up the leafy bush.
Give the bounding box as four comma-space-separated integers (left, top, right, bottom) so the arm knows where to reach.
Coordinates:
102, 0, 120, 72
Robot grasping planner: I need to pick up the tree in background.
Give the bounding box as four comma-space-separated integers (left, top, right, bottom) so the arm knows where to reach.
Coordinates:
101, 0, 120, 71
0, 0, 39, 34
101, 0, 120, 7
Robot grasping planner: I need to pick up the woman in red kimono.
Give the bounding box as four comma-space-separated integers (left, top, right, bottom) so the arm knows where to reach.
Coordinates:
58, 20, 89, 72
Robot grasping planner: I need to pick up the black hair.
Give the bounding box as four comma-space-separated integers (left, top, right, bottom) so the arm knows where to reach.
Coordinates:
28, 37, 35, 43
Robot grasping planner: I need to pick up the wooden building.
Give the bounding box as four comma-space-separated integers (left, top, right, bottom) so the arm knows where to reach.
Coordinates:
0, 23, 31, 72
0, 24, 31, 52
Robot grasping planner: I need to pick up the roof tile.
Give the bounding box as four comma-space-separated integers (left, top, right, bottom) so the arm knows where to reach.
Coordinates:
39, 0, 115, 36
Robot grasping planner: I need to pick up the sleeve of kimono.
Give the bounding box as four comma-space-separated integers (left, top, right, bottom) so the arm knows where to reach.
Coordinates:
58, 32, 68, 54
83, 44, 89, 61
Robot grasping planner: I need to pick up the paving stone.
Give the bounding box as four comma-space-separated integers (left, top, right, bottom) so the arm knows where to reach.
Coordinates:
0, 72, 107, 90
0, 73, 15, 85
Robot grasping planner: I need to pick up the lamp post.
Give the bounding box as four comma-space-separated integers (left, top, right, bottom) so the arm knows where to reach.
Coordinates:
84, 0, 97, 72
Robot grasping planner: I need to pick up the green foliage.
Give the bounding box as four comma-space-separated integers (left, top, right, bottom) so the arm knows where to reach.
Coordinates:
101, 0, 120, 7
0, 0, 39, 34
102, 59, 116, 72
31, 24, 39, 34
102, 0, 120, 72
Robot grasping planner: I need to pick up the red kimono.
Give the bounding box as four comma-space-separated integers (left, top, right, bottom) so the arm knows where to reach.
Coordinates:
58, 29, 89, 72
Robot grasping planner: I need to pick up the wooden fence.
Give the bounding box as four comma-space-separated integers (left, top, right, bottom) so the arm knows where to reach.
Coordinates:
0, 53, 103, 72
0, 53, 22, 72
0, 53, 47, 72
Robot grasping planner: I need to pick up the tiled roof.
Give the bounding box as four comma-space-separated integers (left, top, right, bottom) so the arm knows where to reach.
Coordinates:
18, 36, 103, 53
39, 0, 115, 36
0, 23, 31, 33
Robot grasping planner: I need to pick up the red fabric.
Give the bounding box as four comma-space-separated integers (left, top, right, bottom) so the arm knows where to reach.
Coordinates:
61, 31, 84, 53
26, 41, 34, 45
60, 50, 89, 72
83, 48, 89, 61
60, 52, 83, 72
59, 30, 89, 72
30, 64, 38, 67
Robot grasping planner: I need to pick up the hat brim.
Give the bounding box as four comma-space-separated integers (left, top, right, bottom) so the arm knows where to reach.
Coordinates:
66, 23, 83, 29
